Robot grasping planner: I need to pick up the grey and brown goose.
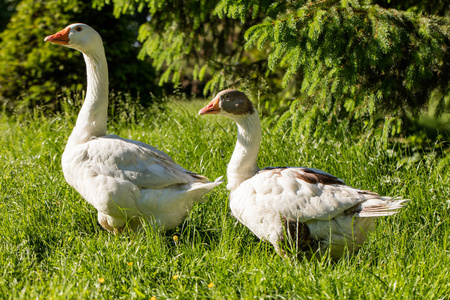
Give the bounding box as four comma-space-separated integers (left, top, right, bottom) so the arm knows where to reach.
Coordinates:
199, 89, 407, 259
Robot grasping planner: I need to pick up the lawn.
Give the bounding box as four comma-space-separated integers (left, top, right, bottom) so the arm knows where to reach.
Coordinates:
0, 99, 449, 299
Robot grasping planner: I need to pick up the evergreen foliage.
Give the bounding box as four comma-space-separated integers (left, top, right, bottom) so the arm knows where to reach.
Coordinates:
92, 0, 269, 95
1, 0, 448, 137
241, 0, 449, 137
0, 0, 158, 112
94, 0, 449, 137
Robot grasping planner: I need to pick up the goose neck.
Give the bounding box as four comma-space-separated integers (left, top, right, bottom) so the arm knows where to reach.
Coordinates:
227, 112, 261, 191
68, 48, 108, 146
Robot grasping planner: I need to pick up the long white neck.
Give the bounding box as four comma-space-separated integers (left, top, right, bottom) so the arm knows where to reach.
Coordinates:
227, 112, 261, 191
67, 47, 109, 147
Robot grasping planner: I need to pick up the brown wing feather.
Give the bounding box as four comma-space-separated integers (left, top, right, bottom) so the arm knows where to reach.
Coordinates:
258, 167, 345, 185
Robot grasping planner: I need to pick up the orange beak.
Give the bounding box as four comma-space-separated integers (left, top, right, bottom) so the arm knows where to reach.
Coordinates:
198, 96, 221, 115
44, 26, 71, 45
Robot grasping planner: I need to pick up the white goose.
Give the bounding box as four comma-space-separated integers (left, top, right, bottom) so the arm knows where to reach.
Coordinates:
44, 23, 221, 233
199, 89, 407, 259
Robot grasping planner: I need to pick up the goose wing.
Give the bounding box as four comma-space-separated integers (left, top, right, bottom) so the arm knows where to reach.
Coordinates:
236, 167, 376, 222
78, 135, 207, 189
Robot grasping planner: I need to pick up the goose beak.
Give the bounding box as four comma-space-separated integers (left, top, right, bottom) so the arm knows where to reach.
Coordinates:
199, 96, 221, 115
44, 26, 70, 45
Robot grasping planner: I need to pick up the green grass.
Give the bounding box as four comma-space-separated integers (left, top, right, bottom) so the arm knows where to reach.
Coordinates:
0, 99, 449, 299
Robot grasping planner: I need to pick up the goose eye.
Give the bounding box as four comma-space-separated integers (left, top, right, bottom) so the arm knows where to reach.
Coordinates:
75, 26, 83, 32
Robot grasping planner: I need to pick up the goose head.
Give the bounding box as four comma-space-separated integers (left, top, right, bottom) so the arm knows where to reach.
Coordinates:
44, 23, 103, 54
199, 89, 256, 119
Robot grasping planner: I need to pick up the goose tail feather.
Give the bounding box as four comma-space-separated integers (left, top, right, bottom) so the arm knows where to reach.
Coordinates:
357, 198, 409, 217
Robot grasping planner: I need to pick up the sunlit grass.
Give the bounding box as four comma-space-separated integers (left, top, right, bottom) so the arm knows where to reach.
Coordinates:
0, 99, 449, 299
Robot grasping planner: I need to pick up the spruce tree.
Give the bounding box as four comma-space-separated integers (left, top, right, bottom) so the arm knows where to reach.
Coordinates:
2, 0, 447, 137
92, 0, 265, 95
92, 0, 449, 137
241, 0, 449, 137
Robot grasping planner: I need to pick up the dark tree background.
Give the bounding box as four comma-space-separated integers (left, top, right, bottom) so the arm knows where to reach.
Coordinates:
0, 0, 157, 113
0, 0, 448, 139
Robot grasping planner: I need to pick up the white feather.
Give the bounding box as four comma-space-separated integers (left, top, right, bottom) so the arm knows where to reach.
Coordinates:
47, 24, 222, 232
